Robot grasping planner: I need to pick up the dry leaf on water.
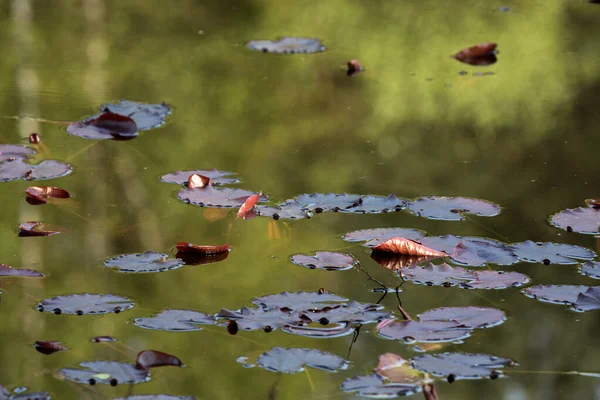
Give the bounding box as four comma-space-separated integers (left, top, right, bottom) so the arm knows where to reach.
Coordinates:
371, 237, 446, 257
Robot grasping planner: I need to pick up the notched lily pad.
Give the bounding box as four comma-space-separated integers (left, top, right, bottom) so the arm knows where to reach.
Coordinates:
134, 309, 215, 332
0, 264, 44, 278
417, 306, 506, 329
550, 206, 600, 235
451, 239, 518, 266
36, 293, 134, 315
343, 227, 426, 246
160, 169, 239, 186
216, 307, 301, 331
378, 320, 472, 343
291, 252, 357, 271
18, 221, 60, 237
178, 187, 264, 208
291, 193, 406, 214
341, 373, 421, 398
256, 347, 349, 373
0, 157, 72, 182
58, 361, 149, 385
411, 352, 515, 380
255, 203, 311, 220
252, 291, 348, 311
247, 37, 326, 54
509, 241, 596, 265
104, 252, 184, 273
408, 197, 501, 221
522, 284, 589, 305
579, 261, 600, 279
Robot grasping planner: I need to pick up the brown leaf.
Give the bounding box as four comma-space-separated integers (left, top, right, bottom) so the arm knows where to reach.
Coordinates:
422, 383, 440, 400
188, 173, 210, 189
175, 242, 230, 255
25, 186, 70, 205
347, 59, 364, 77
34, 340, 68, 355
453, 42, 498, 66
91, 112, 137, 135
371, 237, 446, 257
135, 350, 183, 370
237, 192, 261, 219
18, 221, 60, 237
375, 353, 426, 384
28, 133, 41, 144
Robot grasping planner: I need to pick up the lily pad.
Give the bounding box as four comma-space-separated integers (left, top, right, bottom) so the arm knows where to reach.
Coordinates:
411, 352, 515, 379
579, 261, 600, 279
0, 264, 44, 278
282, 323, 356, 338
465, 270, 531, 289
417, 307, 506, 329
408, 196, 501, 221
252, 291, 348, 311
291, 252, 357, 271
0, 158, 72, 182
255, 203, 311, 220
522, 284, 590, 305
378, 319, 472, 343
509, 241, 596, 265
216, 307, 302, 331
247, 37, 326, 54
343, 227, 426, 245
256, 347, 349, 373
0, 144, 35, 158
0, 386, 50, 400
550, 207, 600, 235
573, 287, 600, 312
100, 101, 171, 130
341, 374, 421, 398
300, 301, 392, 325
290, 193, 406, 214
114, 396, 196, 400
178, 187, 263, 208
36, 293, 134, 315
450, 240, 518, 266
134, 309, 215, 332
104, 252, 184, 273
160, 169, 240, 186
58, 361, 149, 385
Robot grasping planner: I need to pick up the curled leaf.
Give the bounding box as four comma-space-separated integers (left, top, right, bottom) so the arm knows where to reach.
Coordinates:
371, 237, 446, 257
175, 242, 230, 255
136, 350, 184, 370
34, 340, 68, 355
25, 186, 70, 205
347, 59, 364, 76
18, 221, 60, 237
453, 43, 498, 66
237, 192, 261, 219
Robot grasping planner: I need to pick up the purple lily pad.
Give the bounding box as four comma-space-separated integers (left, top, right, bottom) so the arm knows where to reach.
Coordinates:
0, 157, 72, 182
252, 291, 348, 311
247, 37, 326, 54
114, 396, 196, 400
341, 374, 421, 398
550, 207, 600, 235
450, 239, 518, 266
343, 227, 427, 246
290, 193, 407, 214
216, 307, 302, 332
290, 252, 357, 271
411, 353, 515, 379
178, 187, 264, 208
417, 306, 506, 329
160, 169, 240, 186
58, 361, 149, 385
579, 261, 600, 279
400, 263, 475, 287
0, 386, 50, 400
300, 301, 392, 325
104, 252, 184, 273
408, 196, 501, 221
522, 284, 590, 304
282, 323, 356, 338
36, 293, 134, 315
134, 309, 216, 332
378, 320, 472, 343
509, 241, 596, 265
465, 270, 531, 289
256, 347, 349, 373
573, 287, 600, 312
0, 144, 35, 159
255, 201, 311, 220
0, 264, 44, 278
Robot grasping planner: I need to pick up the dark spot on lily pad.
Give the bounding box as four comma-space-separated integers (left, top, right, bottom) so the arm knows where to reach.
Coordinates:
256, 347, 349, 374
134, 309, 215, 332
411, 352, 516, 380
246, 37, 326, 54
36, 293, 134, 315
58, 361, 149, 385
550, 206, 600, 235
408, 197, 501, 221
216, 307, 302, 332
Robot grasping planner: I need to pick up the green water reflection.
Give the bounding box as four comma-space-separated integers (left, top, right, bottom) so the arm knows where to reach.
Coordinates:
0, 0, 599, 399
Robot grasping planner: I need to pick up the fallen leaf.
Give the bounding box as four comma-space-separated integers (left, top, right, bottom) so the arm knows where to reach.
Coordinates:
136, 350, 184, 370
347, 59, 364, 76
371, 237, 447, 257
188, 173, 210, 189
175, 242, 230, 255
34, 340, 68, 355
18, 221, 60, 237
238, 192, 261, 219
453, 43, 498, 66
25, 186, 70, 205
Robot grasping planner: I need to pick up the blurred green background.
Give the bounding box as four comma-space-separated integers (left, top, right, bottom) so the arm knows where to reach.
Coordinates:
0, 0, 599, 399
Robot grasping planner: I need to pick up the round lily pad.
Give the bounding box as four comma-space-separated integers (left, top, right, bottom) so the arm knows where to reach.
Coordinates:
290, 193, 406, 214
579, 261, 600, 279
400, 263, 475, 287
216, 307, 302, 331
252, 291, 348, 311
410, 352, 516, 380
522, 284, 590, 305
58, 361, 149, 385
550, 207, 600, 235
0, 264, 44, 278
343, 227, 426, 245
465, 270, 530, 289
255, 203, 311, 220
417, 306, 506, 329
290, 252, 357, 271
378, 320, 472, 343
160, 169, 240, 186
247, 37, 326, 54
408, 197, 501, 221
0, 144, 35, 158
256, 347, 349, 373
300, 301, 391, 325
104, 252, 184, 273
341, 374, 421, 398
178, 187, 263, 208
134, 309, 215, 332
509, 241, 596, 265
36, 293, 134, 315
0, 158, 72, 182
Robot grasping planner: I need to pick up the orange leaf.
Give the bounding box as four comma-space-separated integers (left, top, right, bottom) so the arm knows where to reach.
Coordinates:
188, 173, 210, 189
237, 192, 261, 219
371, 237, 446, 257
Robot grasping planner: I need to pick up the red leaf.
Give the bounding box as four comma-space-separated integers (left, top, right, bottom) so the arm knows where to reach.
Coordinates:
347, 59, 364, 77
34, 340, 68, 355
188, 173, 210, 189
91, 112, 137, 135
371, 237, 446, 257
25, 186, 70, 205
237, 192, 261, 219
453, 43, 498, 66
135, 350, 183, 370
18, 221, 60, 237
175, 242, 230, 255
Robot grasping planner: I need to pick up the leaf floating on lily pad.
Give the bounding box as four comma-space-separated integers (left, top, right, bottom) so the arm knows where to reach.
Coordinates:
114, 396, 196, 400
237, 192, 261, 219
0, 264, 44, 278
188, 174, 210, 189
178, 187, 264, 208
509, 241, 596, 265
375, 353, 427, 385
453, 43, 498, 66
522, 284, 589, 305
291, 252, 357, 271
136, 350, 183, 370
408, 197, 501, 221
341, 373, 422, 398
378, 319, 472, 343
58, 361, 149, 385
411, 352, 516, 380
372, 237, 447, 258
247, 37, 326, 54
550, 206, 600, 235
579, 261, 600, 279
25, 186, 70, 205
134, 309, 215, 332
256, 347, 349, 374
93, 336, 117, 343
34, 340, 68, 355
18, 221, 60, 237
36, 293, 134, 315
417, 307, 506, 329
161, 169, 240, 186
343, 227, 426, 245
252, 291, 348, 311
104, 252, 184, 273
216, 307, 302, 332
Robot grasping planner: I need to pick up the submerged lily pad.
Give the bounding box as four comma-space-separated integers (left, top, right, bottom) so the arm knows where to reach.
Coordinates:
416, 307, 506, 329
160, 169, 240, 186
256, 347, 349, 373
0, 157, 72, 182
378, 320, 472, 343
550, 206, 600, 235
58, 361, 149, 385
341, 374, 421, 398
247, 37, 326, 54
216, 307, 301, 331
411, 352, 515, 379
408, 197, 501, 221
290, 193, 406, 214
0, 264, 44, 278
178, 187, 263, 208
509, 241, 596, 265
134, 309, 215, 332
290, 252, 357, 271
252, 291, 349, 311
579, 261, 600, 279
343, 227, 426, 246
36, 293, 134, 315
104, 252, 184, 273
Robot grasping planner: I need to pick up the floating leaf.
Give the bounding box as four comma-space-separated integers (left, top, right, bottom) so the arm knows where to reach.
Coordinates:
104, 252, 184, 273
291, 252, 357, 271
378, 320, 472, 343
453, 43, 498, 66
450, 240, 518, 266
58, 361, 149, 385
136, 350, 183, 370
509, 241, 596, 265
291, 193, 407, 214
160, 169, 239, 186
522, 284, 589, 304
256, 347, 349, 373
34, 340, 68, 355
579, 261, 600, 279
18, 221, 60, 237
67, 112, 138, 140
0, 158, 72, 182
252, 291, 348, 311
416, 307, 506, 329
346, 59, 364, 77
175, 251, 229, 266
341, 374, 421, 398
188, 174, 210, 189
411, 352, 515, 380
370, 253, 438, 271
216, 307, 301, 331
175, 242, 230, 255
237, 192, 261, 219
0, 264, 44, 278
255, 202, 311, 220
25, 186, 70, 205
178, 187, 263, 208
301, 301, 391, 325
372, 237, 447, 257
36, 293, 134, 315
408, 197, 501, 221
465, 270, 530, 289
573, 287, 600, 312
343, 227, 426, 245
247, 37, 326, 54
93, 336, 116, 342
134, 309, 215, 332
550, 206, 600, 235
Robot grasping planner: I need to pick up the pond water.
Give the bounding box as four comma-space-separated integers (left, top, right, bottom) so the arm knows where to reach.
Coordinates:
0, 1, 599, 399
